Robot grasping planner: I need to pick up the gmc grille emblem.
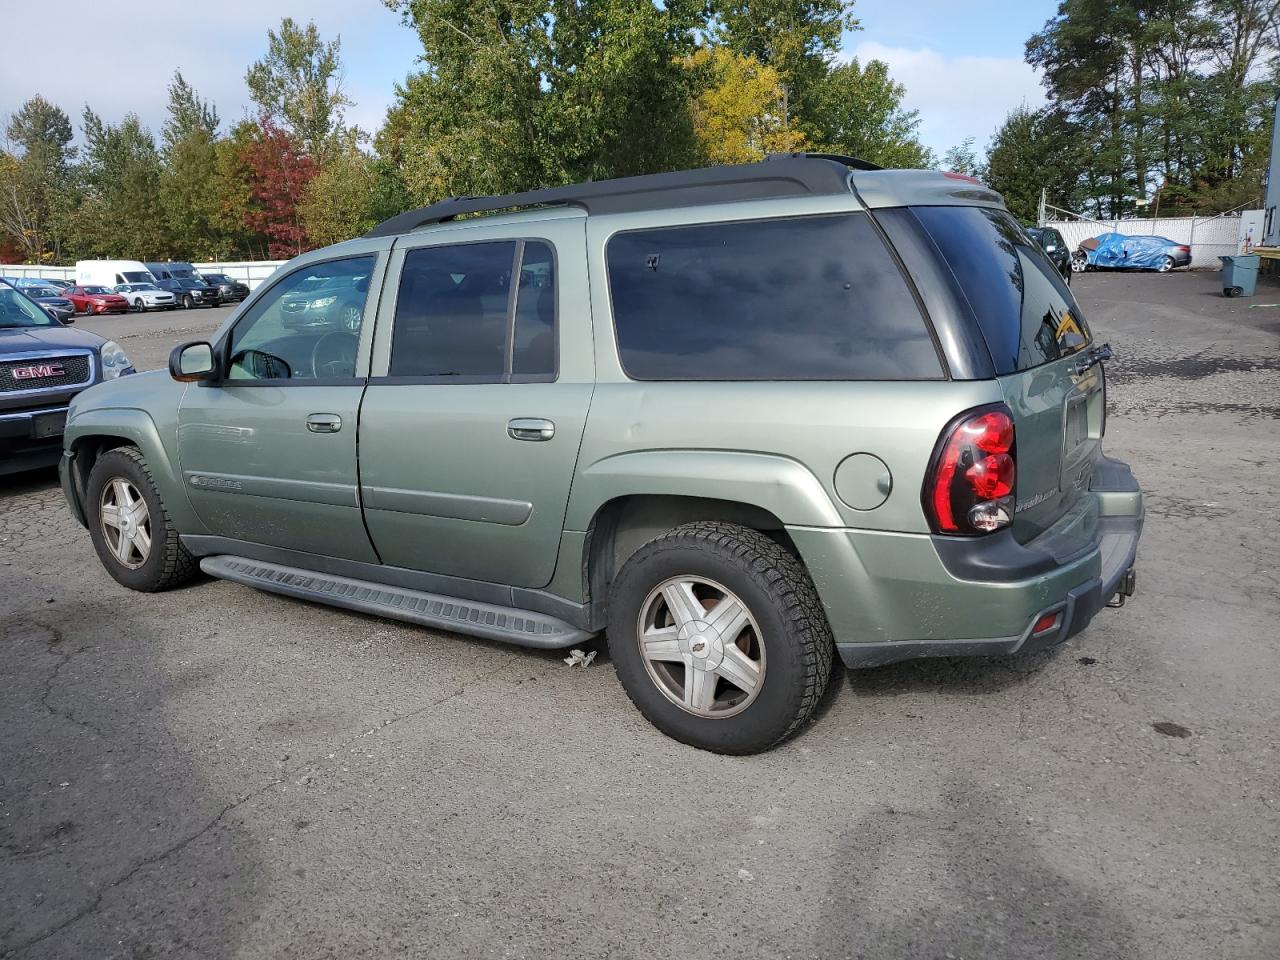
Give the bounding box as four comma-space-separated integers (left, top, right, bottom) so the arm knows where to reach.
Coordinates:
13, 363, 64, 380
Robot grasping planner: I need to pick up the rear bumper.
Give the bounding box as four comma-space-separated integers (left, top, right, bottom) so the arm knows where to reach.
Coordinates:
791, 455, 1143, 668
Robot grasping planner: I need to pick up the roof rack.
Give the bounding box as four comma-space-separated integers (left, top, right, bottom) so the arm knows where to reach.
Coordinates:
364, 153, 882, 238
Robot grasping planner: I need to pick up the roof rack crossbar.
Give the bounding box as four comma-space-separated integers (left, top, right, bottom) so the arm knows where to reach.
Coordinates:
364, 154, 879, 238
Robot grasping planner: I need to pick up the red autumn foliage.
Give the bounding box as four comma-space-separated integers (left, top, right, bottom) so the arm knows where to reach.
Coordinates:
242, 119, 316, 259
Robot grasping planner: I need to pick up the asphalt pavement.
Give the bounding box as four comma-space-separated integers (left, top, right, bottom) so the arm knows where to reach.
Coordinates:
1, 274, 1277, 959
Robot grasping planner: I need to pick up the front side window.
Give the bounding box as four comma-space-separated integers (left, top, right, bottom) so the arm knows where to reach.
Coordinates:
388, 240, 556, 381
225, 256, 374, 381
911, 205, 1090, 372
606, 214, 942, 381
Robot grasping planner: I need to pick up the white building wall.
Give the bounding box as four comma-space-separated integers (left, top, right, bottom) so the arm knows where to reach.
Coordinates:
1040, 213, 1260, 269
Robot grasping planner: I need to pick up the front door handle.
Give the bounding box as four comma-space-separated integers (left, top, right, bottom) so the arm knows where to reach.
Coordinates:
306, 413, 342, 434
508, 418, 555, 441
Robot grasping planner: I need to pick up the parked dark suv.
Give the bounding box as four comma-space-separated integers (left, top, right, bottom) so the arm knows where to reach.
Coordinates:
62, 156, 1142, 753
1, 280, 133, 475
1028, 226, 1072, 281
201, 273, 251, 303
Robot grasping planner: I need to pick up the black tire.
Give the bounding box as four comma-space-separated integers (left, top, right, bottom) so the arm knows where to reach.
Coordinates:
607, 521, 834, 754
183, 294, 194, 309
1226, 286, 1243, 298
133, 298, 145, 313
85, 447, 198, 592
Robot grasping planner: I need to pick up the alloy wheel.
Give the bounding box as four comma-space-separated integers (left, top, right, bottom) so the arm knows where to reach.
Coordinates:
636, 576, 765, 718
99, 477, 152, 570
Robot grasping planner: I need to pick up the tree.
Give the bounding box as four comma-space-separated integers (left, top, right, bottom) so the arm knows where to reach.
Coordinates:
246, 18, 351, 153
384, 0, 703, 203
985, 105, 1085, 222
685, 47, 807, 164
210, 121, 267, 260
942, 138, 981, 177
161, 127, 222, 259
1, 96, 76, 261
78, 109, 166, 258
161, 71, 219, 155
806, 58, 933, 168
242, 120, 316, 259
1026, 0, 1278, 217
300, 134, 381, 247
711, 0, 859, 135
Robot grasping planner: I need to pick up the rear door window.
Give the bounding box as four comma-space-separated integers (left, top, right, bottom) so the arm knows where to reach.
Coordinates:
389, 240, 556, 381
606, 213, 942, 381
910, 206, 1090, 373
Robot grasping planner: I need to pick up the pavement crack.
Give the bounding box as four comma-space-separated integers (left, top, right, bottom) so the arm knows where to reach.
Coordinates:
8, 656, 533, 956
32, 622, 101, 738
6, 783, 278, 957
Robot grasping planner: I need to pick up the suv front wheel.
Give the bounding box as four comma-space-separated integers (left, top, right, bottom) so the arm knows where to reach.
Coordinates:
86, 447, 198, 592
607, 521, 834, 754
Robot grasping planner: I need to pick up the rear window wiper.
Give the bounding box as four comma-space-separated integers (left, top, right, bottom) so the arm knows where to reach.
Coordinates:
1071, 342, 1113, 376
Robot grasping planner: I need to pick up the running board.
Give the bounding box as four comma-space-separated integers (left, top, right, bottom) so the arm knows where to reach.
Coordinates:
199, 555, 592, 649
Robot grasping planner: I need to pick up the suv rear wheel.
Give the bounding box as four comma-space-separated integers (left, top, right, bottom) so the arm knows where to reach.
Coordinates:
86, 447, 197, 592
607, 521, 834, 754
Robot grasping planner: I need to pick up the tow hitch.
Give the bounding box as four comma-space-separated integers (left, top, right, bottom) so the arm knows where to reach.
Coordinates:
1107, 568, 1137, 608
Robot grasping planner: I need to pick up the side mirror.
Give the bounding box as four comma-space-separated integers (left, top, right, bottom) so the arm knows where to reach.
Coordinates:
169, 341, 217, 382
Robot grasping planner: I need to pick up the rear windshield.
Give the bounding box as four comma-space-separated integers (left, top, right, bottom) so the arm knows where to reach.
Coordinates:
607, 213, 942, 381
911, 206, 1090, 373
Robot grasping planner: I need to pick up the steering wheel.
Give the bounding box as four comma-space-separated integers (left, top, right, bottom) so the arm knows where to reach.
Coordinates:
311, 332, 359, 378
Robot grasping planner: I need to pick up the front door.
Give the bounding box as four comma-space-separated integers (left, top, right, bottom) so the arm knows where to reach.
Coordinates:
177, 252, 385, 563
358, 219, 593, 588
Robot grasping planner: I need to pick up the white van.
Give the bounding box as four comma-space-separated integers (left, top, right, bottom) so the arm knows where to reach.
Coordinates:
76, 260, 156, 288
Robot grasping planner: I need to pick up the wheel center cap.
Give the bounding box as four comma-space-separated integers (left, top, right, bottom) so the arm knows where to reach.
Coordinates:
678, 620, 724, 669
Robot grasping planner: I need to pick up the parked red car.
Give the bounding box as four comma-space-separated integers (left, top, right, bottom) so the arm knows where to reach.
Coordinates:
65, 285, 130, 316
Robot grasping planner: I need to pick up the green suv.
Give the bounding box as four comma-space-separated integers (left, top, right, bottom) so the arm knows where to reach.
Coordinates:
60, 155, 1142, 754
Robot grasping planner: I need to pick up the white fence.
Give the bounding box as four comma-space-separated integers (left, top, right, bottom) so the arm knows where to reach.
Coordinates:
0, 260, 287, 291
1039, 211, 1262, 270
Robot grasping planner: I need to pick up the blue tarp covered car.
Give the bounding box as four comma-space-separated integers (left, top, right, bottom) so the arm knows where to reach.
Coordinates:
1072, 233, 1192, 273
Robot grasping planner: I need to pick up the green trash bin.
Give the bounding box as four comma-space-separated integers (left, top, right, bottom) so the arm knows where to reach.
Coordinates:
1221, 255, 1260, 297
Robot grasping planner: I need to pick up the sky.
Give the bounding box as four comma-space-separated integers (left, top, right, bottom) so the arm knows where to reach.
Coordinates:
0, 0, 1053, 160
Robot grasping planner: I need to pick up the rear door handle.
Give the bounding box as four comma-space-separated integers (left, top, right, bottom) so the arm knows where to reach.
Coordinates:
306, 413, 342, 434
507, 418, 555, 441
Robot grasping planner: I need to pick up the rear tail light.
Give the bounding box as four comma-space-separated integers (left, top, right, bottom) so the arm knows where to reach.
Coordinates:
924, 404, 1017, 536
1177, 245, 1190, 253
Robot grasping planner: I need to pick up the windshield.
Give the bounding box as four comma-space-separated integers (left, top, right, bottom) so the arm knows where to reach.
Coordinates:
0, 286, 56, 327
910, 205, 1091, 373
119, 283, 158, 292
27, 287, 59, 297
120, 271, 153, 283
83, 286, 111, 294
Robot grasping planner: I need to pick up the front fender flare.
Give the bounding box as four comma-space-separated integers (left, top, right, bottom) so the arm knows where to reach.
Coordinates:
564, 449, 844, 531
65, 407, 207, 534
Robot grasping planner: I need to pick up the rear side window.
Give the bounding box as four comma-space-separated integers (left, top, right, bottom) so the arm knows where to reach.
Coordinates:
911, 206, 1090, 373
606, 214, 942, 381
389, 240, 555, 381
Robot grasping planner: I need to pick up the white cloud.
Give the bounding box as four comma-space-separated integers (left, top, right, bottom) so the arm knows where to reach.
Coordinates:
846, 41, 1046, 159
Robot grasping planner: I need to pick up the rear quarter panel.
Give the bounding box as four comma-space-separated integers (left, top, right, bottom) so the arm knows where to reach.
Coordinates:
571, 195, 1003, 535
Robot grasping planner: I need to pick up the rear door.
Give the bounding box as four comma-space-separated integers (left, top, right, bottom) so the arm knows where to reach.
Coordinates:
910, 205, 1103, 541
358, 215, 593, 588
